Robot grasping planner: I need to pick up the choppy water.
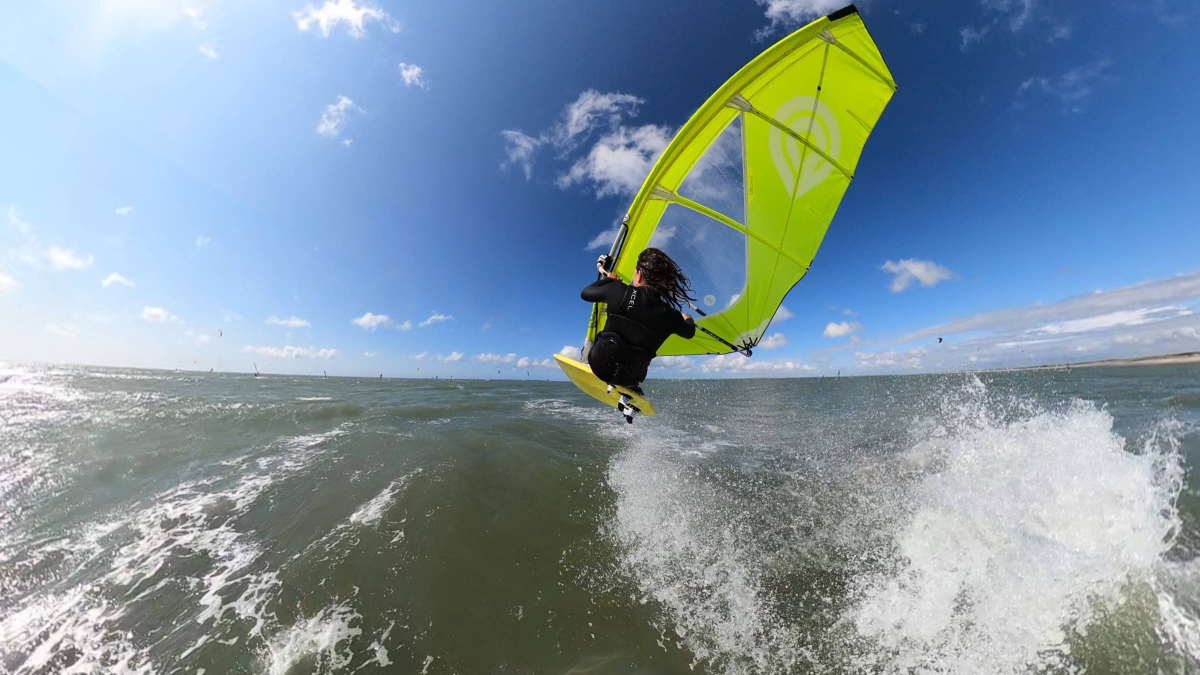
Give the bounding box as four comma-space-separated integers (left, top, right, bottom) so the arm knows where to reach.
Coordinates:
1, 362, 1197, 675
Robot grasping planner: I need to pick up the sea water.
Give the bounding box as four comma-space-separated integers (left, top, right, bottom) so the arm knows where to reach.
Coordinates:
1, 363, 1196, 674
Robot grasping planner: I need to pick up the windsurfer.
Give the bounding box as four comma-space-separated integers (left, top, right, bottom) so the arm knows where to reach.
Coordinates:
581, 248, 696, 394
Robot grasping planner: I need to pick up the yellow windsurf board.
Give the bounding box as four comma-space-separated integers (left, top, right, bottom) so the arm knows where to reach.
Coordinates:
554, 353, 657, 417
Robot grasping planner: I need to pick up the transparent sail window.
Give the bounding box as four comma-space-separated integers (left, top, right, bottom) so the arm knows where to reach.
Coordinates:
649, 203, 747, 315
677, 115, 745, 224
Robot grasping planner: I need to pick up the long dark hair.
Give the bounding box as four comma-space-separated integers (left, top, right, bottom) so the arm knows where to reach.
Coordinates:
636, 247, 694, 310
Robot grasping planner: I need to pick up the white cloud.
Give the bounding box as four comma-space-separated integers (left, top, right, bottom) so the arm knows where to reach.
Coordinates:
341, 138, 354, 148
554, 90, 644, 147
500, 129, 542, 181
317, 95, 358, 138
557, 124, 672, 198
1017, 60, 1111, 114
418, 312, 453, 327
855, 348, 926, 370
397, 62, 427, 89
473, 353, 516, 364
758, 332, 788, 349
47, 246, 94, 271
823, 321, 863, 338
881, 259, 956, 292
959, 25, 990, 51
194, 333, 212, 345
501, 90, 652, 188
196, 234, 211, 247
292, 0, 399, 38
900, 271, 1200, 344
115, 206, 134, 216
755, 0, 853, 35
585, 223, 622, 251
268, 315, 311, 329
1032, 306, 1188, 336
436, 352, 463, 362
243, 345, 339, 359
651, 355, 695, 371
398, 320, 412, 331
413, 352, 428, 360
46, 323, 79, 339
364, 351, 378, 358
352, 312, 392, 330
101, 272, 134, 288
0, 267, 20, 292
774, 305, 795, 321
183, 6, 207, 29
7, 205, 32, 235
199, 44, 219, 59
841, 308, 859, 316
517, 356, 555, 369
558, 345, 581, 359
701, 354, 812, 374
141, 306, 177, 323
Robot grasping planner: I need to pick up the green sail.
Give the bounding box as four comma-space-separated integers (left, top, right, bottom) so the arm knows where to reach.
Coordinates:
587, 5, 896, 356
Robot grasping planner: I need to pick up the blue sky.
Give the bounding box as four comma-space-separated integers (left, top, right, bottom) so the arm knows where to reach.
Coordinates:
1, 0, 1198, 378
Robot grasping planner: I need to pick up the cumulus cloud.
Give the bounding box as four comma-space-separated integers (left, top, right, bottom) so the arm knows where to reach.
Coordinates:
501, 89, 666, 197
517, 356, 555, 369
268, 315, 311, 329
701, 354, 814, 375
774, 305, 795, 321
651, 355, 695, 371
199, 44, 219, 59
758, 332, 788, 349
418, 312, 453, 327
755, 0, 853, 36
413, 352, 428, 361
855, 348, 926, 370
141, 306, 177, 323
47, 246, 94, 271
293, 0, 399, 38
115, 206, 134, 216
46, 323, 79, 339
317, 95, 358, 138
436, 352, 463, 362
473, 353, 516, 364
397, 62, 427, 89
881, 259, 956, 292
558, 345, 582, 359
352, 312, 391, 330
556, 124, 673, 198
243, 345, 339, 359
364, 351, 378, 358
101, 272, 134, 288
823, 321, 862, 338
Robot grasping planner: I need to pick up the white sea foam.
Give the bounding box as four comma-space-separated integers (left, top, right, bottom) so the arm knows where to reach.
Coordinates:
849, 398, 1184, 673
0, 425, 353, 674
264, 601, 363, 675
609, 379, 1191, 674
349, 474, 415, 526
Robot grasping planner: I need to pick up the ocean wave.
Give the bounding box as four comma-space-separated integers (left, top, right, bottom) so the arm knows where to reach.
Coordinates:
609, 377, 1193, 675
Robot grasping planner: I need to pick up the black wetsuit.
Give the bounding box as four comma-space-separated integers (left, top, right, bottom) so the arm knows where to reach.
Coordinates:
581, 277, 696, 391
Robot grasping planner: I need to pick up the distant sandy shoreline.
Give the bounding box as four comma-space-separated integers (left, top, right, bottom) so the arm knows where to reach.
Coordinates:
999, 351, 1200, 372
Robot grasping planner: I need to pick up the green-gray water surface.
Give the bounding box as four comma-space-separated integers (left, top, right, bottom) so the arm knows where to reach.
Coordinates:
1, 362, 1198, 674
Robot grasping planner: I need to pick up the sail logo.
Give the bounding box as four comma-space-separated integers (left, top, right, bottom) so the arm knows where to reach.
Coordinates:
769, 96, 841, 198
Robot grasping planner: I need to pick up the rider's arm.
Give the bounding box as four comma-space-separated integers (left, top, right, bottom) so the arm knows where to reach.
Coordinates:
581, 277, 624, 304
674, 311, 697, 339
